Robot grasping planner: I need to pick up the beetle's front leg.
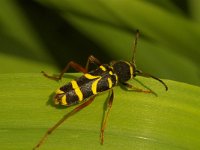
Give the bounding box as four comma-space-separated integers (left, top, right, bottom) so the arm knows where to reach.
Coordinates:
122, 82, 156, 95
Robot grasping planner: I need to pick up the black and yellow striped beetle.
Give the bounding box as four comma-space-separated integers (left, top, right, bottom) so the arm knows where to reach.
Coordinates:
33, 30, 168, 149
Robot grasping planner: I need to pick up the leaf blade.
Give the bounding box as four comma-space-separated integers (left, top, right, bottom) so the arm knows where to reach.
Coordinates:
0, 73, 200, 149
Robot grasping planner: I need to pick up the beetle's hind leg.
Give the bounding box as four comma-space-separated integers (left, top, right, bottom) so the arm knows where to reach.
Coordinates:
42, 61, 87, 81
42, 55, 101, 81
33, 96, 96, 150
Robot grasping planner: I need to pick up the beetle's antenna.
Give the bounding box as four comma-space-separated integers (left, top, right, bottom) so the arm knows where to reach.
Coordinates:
136, 70, 168, 91
131, 29, 140, 64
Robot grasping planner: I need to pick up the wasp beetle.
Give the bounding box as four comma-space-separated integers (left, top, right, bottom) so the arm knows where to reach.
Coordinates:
33, 30, 168, 149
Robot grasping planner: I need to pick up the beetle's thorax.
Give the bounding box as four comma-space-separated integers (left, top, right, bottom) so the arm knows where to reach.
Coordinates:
111, 61, 135, 83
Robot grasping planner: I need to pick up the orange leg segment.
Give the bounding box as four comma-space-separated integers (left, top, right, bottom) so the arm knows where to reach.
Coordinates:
33, 96, 96, 150
100, 89, 114, 144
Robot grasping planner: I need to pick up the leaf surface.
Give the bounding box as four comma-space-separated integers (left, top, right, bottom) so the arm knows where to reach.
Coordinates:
0, 73, 199, 149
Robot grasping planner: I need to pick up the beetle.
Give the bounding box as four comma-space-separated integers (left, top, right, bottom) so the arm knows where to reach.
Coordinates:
33, 30, 168, 149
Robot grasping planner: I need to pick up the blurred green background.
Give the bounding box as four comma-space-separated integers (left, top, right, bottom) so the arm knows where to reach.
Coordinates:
0, 0, 199, 86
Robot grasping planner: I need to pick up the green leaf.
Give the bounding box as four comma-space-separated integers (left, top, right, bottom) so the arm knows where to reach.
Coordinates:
37, 0, 200, 85
0, 0, 57, 73
0, 73, 200, 149
189, 0, 200, 22
0, 53, 58, 73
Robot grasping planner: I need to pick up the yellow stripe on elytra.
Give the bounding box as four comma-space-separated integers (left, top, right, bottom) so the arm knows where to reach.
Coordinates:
55, 89, 65, 94
91, 78, 101, 94
84, 73, 99, 79
71, 80, 83, 101
107, 78, 112, 88
109, 71, 113, 75
61, 95, 67, 105
100, 65, 106, 71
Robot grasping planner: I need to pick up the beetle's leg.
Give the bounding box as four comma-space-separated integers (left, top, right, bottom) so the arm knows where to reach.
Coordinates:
100, 89, 114, 145
122, 82, 156, 94
42, 55, 101, 81
85, 55, 101, 71
136, 70, 168, 91
33, 96, 96, 150
42, 61, 87, 81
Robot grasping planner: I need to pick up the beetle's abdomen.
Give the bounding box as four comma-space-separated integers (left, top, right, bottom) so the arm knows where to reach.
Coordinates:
54, 65, 118, 106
